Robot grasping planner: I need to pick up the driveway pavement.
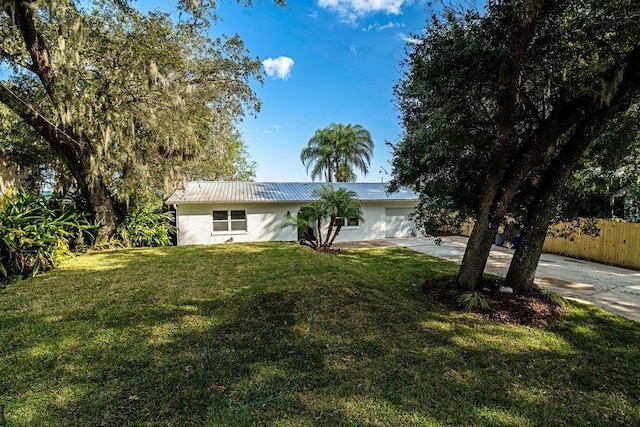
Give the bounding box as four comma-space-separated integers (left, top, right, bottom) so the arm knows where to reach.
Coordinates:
388, 236, 640, 323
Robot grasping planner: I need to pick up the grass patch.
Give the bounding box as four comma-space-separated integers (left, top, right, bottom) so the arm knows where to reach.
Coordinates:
1, 242, 639, 425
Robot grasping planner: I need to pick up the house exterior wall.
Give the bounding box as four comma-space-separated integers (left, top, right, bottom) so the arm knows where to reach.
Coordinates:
175, 202, 301, 245
173, 201, 417, 246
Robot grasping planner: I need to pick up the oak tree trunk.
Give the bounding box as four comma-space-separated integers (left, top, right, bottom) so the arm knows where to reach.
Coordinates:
457, 173, 505, 290
0, 84, 117, 240
504, 194, 557, 291
457, 209, 502, 290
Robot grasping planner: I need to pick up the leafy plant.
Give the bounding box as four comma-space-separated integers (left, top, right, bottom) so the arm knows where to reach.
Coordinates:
282, 185, 363, 252
0, 188, 96, 282
457, 291, 489, 311
116, 199, 176, 248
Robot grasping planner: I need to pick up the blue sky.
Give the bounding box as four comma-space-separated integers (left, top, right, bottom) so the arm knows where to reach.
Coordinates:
209, 0, 431, 182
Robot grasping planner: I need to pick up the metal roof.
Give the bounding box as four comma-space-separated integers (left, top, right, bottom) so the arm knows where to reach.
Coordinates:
165, 181, 419, 204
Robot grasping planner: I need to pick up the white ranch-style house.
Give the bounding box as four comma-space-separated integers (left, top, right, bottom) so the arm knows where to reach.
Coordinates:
166, 181, 419, 246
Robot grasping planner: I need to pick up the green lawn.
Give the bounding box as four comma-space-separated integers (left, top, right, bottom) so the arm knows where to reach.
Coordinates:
1, 243, 639, 426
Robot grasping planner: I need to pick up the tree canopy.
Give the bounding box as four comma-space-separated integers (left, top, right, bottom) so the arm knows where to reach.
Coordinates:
0, 0, 267, 238
301, 123, 374, 182
391, 0, 640, 290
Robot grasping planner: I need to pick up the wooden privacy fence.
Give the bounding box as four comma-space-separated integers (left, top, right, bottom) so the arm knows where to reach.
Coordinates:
543, 219, 640, 269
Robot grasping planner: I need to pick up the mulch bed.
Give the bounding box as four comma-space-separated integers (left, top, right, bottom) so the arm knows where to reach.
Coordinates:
423, 275, 568, 326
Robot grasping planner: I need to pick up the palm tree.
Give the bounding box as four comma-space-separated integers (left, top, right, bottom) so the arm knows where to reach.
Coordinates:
282, 185, 364, 251
315, 185, 364, 249
300, 123, 374, 182
300, 127, 335, 182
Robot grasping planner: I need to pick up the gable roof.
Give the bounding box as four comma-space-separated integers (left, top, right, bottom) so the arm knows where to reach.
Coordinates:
165, 181, 418, 204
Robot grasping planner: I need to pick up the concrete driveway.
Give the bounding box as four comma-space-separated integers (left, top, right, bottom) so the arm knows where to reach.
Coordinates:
388, 236, 640, 323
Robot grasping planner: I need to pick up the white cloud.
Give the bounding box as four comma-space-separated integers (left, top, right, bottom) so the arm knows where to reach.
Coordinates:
262, 56, 295, 80
363, 21, 404, 31
396, 32, 422, 44
318, 0, 410, 22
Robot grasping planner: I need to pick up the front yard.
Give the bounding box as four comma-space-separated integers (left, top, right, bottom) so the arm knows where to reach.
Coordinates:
1, 243, 639, 425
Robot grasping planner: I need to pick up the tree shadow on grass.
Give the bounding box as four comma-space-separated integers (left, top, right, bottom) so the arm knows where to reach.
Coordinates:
296, 299, 640, 426
1, 296, 228, 425
3, 244, 640, 425
207, 286, 640, 426
202, 288, 321, 406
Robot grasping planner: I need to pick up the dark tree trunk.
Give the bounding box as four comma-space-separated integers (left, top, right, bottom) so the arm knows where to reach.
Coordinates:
457, 213, 501, 290
1, 3, 117, 240
455, 1, 547, 290
462, 43, 640, 291
55, 146, 116, 240
504, 192, 557, 291
0, 84, 117, 240
457, 175, 505, 290
77, 169, 116, 240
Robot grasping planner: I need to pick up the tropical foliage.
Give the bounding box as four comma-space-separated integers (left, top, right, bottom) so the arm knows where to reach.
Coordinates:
0, 188, 95, 282
115, 198, 176, 248
284, 185, 363, 251
300, 123, 374, 182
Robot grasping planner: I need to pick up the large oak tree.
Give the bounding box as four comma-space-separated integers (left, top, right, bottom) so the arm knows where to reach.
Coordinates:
391, 0, 640, 290
0, 0, 268, 238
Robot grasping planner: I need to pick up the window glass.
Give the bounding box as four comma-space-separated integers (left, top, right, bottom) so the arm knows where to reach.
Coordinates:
230, 210, 246, 220
230, 221, 246, 231
347, 217, 359, 227
212, 210, 227, 221
213, 222, 229, 232
213, 210, 246, 232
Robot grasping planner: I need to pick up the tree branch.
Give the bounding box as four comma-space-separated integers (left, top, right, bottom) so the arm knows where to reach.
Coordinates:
10, 0, 58, 102
492, 0, 547, 155
498, 43, 640, 209
0, 48, 35, 73
0, 83, 83, 162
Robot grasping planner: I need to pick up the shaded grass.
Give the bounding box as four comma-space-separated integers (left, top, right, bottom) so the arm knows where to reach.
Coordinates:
0, 242, 638, 425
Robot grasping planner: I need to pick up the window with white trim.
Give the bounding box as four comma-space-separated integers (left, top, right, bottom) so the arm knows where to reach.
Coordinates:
336, 217, 360, 228
212, 210, 247, 232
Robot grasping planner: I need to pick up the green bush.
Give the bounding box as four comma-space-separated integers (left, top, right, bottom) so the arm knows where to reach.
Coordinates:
0, 188, 96, 283
116, 199, 175, 248
457, 291, 489, 311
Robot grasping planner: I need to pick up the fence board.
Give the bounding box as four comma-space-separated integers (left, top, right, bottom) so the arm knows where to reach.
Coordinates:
543, 219, 640, 269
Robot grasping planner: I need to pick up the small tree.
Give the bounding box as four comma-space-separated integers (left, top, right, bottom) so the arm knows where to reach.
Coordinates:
284, 185, 363, 251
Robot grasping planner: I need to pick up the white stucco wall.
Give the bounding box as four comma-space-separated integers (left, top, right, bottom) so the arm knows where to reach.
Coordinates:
175, 202, 300, 245
174, 201, 417, 246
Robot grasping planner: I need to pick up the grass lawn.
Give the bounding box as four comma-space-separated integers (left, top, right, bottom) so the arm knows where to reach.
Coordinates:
1, 242, 640, 426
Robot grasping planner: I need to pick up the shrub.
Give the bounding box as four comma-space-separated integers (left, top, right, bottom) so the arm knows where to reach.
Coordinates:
457, 291, 489, 311
116, 199, 175, 248
0, 188, 97, 283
